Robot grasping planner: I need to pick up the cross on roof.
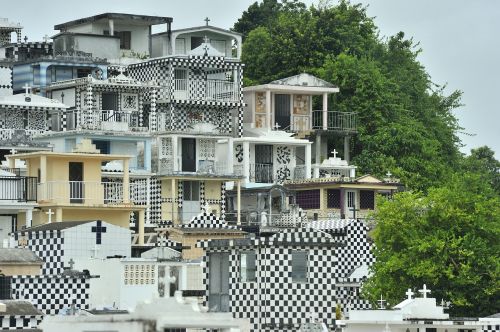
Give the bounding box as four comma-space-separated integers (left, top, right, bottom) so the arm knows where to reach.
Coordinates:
203, 35, 210, 44
418, 284, 431, 298
204, 17, 210, 26
43, 34, 49, 43
118, 66, 125, 75
91, 220, 107, 245
23, 83, 31, 95
23, 36, 28, 43
386, 171, 392, 178
377, 294, 386, 309
405, 288, 415, 300
9, 148, 17, 155
67, 258, 75, 270
273, 122, 281, 130
331, 149, 338, 158
45, 209, 55, 223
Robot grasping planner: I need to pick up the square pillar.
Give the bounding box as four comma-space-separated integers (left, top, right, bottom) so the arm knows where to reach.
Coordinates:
171, 178, 176, 224
40, 155, 47, 183
242, 141, 250, 184
265, 90, 272, 129
123, 159, 130, 203
25, 209, 33, 228
227, 138, 234, 174
305, 144, 312, 179
144, 140, 152, 171
237, 180, 241, 225
138, 210, 145, 245
315, 134, 321, 165
56, 208, 63, 223
322, 93, 328, 130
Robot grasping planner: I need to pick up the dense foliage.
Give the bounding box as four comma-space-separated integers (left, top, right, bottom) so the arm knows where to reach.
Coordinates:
364, 173, 500, 316
234, 0, 500, 316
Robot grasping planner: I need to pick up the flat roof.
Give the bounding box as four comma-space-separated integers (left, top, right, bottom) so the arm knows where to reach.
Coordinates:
55, 13, 172, 30
8, 151, 132, 161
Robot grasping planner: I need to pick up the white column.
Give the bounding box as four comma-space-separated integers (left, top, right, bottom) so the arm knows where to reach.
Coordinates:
227, 138, 234, 174
322, 93, 328, 130
108, 19, 114, 36
25, 209, 33, 228
138, 210, 145, 245
237, 180, 241, 225
242, 141, 250, 184
315, 134, 321, 165
172, 135, 178, 172
305, 144, 312, 179
123, 159, 130, 203
265, 90, 272, 129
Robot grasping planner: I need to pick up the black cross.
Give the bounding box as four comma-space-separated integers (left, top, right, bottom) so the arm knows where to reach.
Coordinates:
91, 220, 107, 244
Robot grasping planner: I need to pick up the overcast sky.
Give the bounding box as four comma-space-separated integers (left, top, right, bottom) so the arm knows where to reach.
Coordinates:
3, 0, 498, 157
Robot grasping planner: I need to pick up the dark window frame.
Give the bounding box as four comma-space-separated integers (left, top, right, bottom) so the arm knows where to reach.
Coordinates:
296, 189, 320, 210
327, 188, 341, 208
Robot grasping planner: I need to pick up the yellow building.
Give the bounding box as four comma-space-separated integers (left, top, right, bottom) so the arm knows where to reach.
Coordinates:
7, 140, 146, 243
285, 174, 400, 220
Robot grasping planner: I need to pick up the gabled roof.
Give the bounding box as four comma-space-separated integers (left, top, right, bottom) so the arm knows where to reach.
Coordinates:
0, 93, 68, 109
270, 73, 336, 88
54, 13, 172, 30
158, 25, 242, 37
0, 248, 43, 264
243, 73, 339, 94
15, 220, 99, 233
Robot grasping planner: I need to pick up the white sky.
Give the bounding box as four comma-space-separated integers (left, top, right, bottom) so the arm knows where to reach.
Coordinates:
3, 0, 499, 157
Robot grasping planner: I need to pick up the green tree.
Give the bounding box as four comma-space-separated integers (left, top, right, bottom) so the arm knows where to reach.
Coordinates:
363, 173, 500, 316
462, 146, 500, 194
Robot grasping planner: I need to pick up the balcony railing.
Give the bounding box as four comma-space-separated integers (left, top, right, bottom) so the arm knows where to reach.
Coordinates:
312, 111, 357, 133
37, 181, 127, 205
158, 158, 233, 176
68, 110, 145, 132
169, 79, 239, 103
0, 176, 37, 202
250, 163, 274, 183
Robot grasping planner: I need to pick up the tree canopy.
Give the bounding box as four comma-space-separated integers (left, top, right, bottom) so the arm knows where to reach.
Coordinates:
363, 173, 500, 316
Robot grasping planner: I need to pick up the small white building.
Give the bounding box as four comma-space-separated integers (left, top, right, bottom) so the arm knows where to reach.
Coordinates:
39, 291, 250, 332
338, 285, 500, 332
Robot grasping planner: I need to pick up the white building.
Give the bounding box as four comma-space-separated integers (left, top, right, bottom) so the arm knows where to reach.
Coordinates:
338, 285, 500, 332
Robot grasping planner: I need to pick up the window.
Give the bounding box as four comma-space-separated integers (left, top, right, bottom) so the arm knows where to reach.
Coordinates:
102, 92, 118, 111
291, 251, 308, 282
183, 181, 200, 201
296, 190, 320, 209
360, 190, 375, 210
76, 68, 91, 78
92, 140, 110, 155
327, 189, 341, 208
240, 251, 256, 282
116, 31, 132, 50
191, 36, 203, 50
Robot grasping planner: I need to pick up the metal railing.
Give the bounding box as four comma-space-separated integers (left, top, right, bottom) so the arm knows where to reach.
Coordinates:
0, 176, 37, 202
225, 212, 305, 228
294, 165, 307, 180
312, 110, 357, 132
249, 163, 274, 183
171, 79, 239, 102
37, 181, 127, 205
159, 158, 233, 175
68, 110, 144, 131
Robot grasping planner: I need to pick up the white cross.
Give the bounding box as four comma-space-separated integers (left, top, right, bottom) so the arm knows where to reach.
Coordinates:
405, 288, 414, 300
418, 284, 431, 298
377, 294, 386, 309
331, 149, 338, 158
9, 148, 17, 155
158, 234, 167, 247
118, 67, 125, 75
23, 83, 31, 95
204, 17, 210, 26
43, 34, 49, 43
386, 171, 392, 178
45, 209, 54, 223
273, 122, 281, 130
203, 35, 210, 44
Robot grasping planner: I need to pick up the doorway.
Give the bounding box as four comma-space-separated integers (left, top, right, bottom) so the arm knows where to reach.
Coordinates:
345, 190, 357, 219
181, 138, 196, 172
275, 94, 290, 129
208, 252, 230, 312
182, 181, 200, 223
69, 162, 84, 203
254, 145, 273, 183
0, 216, 13, 247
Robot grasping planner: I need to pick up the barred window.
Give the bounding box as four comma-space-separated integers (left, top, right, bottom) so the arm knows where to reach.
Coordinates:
296, 190, 320, 209
327, 189, 341, 208
360, 190, 375, 210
